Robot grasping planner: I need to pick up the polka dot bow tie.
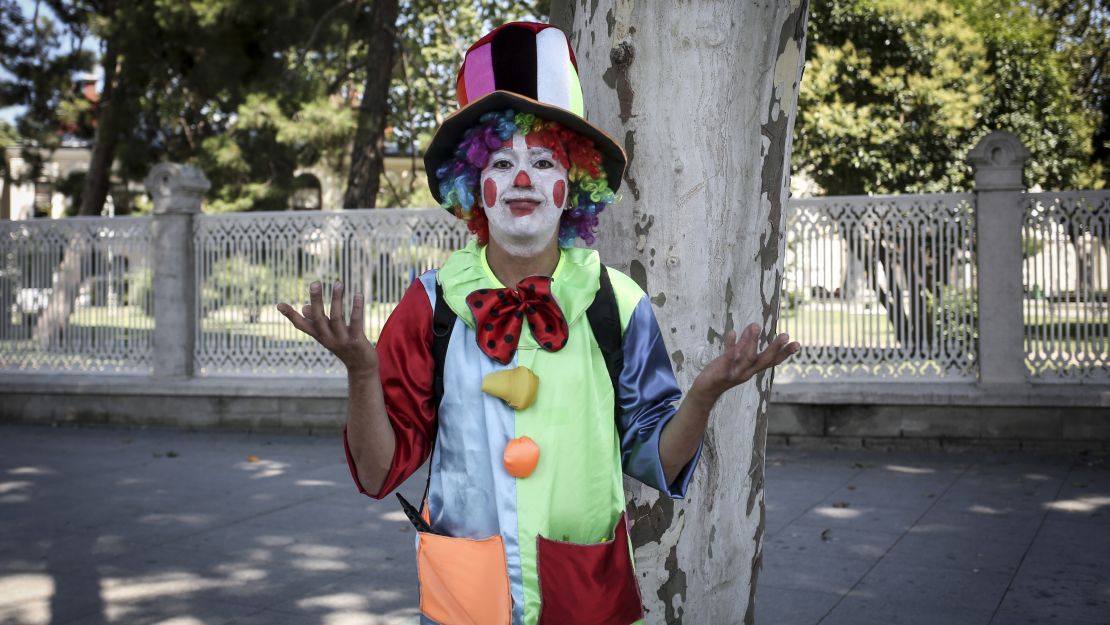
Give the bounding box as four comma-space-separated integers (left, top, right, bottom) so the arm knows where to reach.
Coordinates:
465, 276, 569, 365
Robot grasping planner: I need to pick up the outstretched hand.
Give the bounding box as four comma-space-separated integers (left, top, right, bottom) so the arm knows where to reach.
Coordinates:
694, 323, 799, 398
276, 281, 378, 374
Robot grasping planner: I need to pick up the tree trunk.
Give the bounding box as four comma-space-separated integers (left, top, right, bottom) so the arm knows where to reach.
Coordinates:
553, 2, 809, 623
40, 36, 126, 343
343, 0, 401, 209
79, 38, 120, 217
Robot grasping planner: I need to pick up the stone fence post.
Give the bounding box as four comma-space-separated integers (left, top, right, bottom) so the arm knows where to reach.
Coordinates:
144, 163, 209, 379
966, 131, 1030, 386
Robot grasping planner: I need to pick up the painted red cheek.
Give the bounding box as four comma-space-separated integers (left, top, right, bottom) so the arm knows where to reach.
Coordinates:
514, 171, 532, 187
553, 180, 566, 208
483, 178, 498, 208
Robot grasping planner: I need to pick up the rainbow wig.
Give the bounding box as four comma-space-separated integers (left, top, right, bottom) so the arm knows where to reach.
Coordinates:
435, 109, 618, 247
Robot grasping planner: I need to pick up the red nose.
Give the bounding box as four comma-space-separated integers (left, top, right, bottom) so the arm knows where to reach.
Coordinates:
513, 171, 532, 187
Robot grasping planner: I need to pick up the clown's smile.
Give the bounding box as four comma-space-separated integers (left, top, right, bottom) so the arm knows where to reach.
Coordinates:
508, 200, 539, 216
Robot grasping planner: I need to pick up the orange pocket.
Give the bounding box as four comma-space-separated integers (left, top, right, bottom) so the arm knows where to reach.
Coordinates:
417, 531, 512, 625
536, 512, 644, 625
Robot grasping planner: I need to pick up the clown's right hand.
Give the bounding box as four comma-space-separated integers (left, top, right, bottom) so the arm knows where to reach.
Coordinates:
276, 281, 379, 374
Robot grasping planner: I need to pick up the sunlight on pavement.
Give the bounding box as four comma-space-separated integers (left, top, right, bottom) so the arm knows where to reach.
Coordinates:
236, 458, 288, 479
814, 506, 861, 519
298, 592, 368, 610
0, 601, 50, 625
137, 512, 214, 527
7, 466, 54, 476
0, 573, 54, 604
1044, 495, 1110, 513
0, 480, 32, 495
967, 504, 1009, 515
883, 464, 935, 475
100, 572, 225, 601
295, 479, 337, 486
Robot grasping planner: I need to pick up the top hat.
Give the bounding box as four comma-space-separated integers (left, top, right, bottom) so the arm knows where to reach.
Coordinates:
424, 22, 626, 205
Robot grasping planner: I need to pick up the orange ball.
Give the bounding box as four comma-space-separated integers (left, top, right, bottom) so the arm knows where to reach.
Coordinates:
503, 436, 540, 478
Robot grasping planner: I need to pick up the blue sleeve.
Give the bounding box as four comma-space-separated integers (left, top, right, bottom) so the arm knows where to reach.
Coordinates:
616, 295, 702, 498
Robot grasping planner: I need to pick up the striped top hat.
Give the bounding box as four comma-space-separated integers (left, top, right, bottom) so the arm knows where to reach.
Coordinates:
424, 22, 626, 204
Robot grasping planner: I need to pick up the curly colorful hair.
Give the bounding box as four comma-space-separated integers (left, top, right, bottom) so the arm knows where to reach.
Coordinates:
434, 109, 618, 247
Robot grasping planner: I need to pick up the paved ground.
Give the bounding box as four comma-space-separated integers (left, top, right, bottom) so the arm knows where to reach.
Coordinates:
0, 424, 1107, 625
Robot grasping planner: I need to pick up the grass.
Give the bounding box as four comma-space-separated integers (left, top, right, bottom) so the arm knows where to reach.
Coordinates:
3, 303, 1105, 377
63, 304, 397, 341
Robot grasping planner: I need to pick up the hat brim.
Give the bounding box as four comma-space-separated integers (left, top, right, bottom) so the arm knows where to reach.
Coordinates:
424, 91, 627, 206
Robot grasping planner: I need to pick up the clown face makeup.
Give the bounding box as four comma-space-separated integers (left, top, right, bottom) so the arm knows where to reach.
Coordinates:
480, 132, 569, 257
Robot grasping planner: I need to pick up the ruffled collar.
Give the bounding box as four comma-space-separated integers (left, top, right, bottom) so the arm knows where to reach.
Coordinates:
438, 239, 601, 332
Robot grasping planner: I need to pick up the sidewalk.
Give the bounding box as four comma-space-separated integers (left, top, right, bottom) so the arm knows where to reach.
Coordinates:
758, 446, 1109, 625
0, 424, 1106, 625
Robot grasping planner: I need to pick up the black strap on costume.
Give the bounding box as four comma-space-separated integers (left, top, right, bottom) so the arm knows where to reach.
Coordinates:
399, 268, 622, 531
431, 279, 457, 410
585, 266, 623, 415
395, 279, 456, 531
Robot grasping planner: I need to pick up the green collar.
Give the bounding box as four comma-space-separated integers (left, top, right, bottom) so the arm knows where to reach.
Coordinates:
438, 239, 601, 330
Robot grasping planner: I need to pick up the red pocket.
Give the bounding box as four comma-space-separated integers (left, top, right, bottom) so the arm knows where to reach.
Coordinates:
536, 512, 644, 625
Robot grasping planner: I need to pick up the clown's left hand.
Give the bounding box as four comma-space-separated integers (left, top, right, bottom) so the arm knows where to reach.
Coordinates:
693, 323, 800, 398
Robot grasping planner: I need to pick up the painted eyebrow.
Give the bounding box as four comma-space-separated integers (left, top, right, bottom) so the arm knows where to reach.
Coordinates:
488, 147, 554, 158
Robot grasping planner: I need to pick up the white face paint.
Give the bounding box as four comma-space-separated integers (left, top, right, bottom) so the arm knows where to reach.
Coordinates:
480, 131, 569, 257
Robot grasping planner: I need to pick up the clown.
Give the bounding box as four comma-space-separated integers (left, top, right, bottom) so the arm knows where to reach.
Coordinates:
277, 21, 798, 625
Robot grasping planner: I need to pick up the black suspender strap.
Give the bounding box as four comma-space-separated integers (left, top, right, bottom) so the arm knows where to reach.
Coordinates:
586, 266, 624, 413
395, 278, 455, 531
431, 279, 456, 411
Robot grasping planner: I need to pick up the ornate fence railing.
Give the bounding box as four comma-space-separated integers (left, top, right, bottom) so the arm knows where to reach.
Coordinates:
193, 209, 469, 376
1022, 191, 1110, 383
776, 194, 978, 382
1, 192, 1107, 384
0, 216, 154, 373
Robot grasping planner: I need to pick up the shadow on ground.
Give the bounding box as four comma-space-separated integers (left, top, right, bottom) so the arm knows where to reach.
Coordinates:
0, 425, 423, 625
2, 425, 1108, 625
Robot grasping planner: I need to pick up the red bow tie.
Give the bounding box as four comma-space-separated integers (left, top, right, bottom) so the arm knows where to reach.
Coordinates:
465, 276, 569, 364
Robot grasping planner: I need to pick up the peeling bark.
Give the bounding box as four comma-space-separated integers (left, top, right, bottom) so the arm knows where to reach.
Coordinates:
554, 2, 809, 622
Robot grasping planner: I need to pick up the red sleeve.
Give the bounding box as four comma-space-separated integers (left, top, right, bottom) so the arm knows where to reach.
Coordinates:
342, 276, 437, 499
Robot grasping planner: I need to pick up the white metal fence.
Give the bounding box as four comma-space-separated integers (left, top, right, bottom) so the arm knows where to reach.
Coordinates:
2, 197, 1108, 383
777, 194, 978, 382
193, 209, 469, 375
0, 216, 154, 373
1023, 191, 1110, 382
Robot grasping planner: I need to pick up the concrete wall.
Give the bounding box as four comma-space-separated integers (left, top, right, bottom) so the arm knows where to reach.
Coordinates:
768, 382, 1110, 450
0, 375, 348, 433
2, 373, 1107, 452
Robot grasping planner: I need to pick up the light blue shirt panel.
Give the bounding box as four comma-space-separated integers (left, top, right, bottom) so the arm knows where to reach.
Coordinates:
420, 271, 525, 624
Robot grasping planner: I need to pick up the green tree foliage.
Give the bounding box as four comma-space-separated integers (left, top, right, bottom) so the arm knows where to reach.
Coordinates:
0, 121, 18, 181
0, 0, 96, 180
383, 0, 546, 207
1028, 0, 1108, 187
94, 0, 356, 213
1, 1, 548, 213
795, 0, 1101, 195
952, 0, 1100, 189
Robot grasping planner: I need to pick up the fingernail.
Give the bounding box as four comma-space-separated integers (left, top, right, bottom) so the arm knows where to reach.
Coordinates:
310, 282, 320, 292
334, 281, 342, 289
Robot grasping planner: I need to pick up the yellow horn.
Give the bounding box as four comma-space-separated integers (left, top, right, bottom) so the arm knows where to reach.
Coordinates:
481, 366, 539, 410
